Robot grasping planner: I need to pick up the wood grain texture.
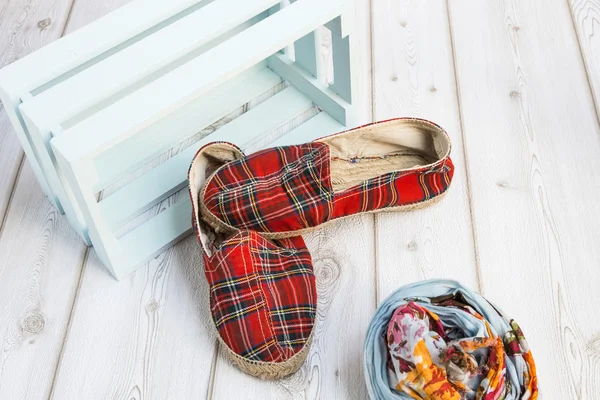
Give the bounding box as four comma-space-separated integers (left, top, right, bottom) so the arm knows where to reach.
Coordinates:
371, 0, 477, 300
62, 0, 133, 32
448, 0, 600, 397
210, 217, 375, 400
0, 0, 73, 225
569, 0, 600, 118
0, 1, 86, 399
50, 234, 218, 399
0, 106, 22, 227
0, 164, 87, 400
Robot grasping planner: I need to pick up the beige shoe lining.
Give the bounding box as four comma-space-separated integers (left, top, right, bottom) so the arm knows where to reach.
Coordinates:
317, 119, 450, 192
189, 143, 244, 256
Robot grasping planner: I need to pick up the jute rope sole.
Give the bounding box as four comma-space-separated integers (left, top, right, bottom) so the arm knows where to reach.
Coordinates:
201, 189, 449, 240
215, 325, 314, 379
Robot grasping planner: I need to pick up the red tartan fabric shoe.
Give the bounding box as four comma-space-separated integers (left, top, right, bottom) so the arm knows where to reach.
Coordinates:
189, 142, 317, 379
201, 118, 453, 238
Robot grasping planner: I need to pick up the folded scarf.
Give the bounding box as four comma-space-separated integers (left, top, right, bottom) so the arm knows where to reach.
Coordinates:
363, 279, 538, 400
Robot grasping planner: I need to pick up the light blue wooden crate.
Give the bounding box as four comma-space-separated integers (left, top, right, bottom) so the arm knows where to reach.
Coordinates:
0, 0, 358, 279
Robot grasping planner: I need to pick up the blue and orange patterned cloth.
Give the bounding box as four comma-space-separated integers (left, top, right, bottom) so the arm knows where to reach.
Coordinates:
364, 280, 538, 399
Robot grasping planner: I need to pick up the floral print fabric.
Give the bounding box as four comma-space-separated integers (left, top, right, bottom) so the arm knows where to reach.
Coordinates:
364, 279, 538, 400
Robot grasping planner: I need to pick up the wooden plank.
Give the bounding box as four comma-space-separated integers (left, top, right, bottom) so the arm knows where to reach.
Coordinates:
371, 1, 478, 299
268, 53, 350, 124
19, 116, 92, 244
115, 197, 191, 279
22, 0, 279, 129
0, 105, 23, 227
0, 0, 202, 96
210, 216, 375, 399
92, 65, 280, 191
0, 166, 87, 400
49, 233, 219, 399
0, 0, 74, 218
329, 17, 352, 103
294, 31, 319, 77
448, 0, 600, 397
47, 0, 345, 162
269, 112, 344, 147
99, 85, 312, 231
569, 0, 600, 118
276, 0, 296, 58
243, 105, 321, 155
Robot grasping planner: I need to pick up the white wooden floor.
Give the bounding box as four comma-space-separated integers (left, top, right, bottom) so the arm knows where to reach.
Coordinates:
1, 0, 600, 399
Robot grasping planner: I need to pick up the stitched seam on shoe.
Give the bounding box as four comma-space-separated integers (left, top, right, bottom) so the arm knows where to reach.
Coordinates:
247, 234, 290, 361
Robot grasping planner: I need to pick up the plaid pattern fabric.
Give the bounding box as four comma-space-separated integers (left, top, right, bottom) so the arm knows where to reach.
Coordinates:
202, 230, 317, 362
203, 141, 453, 234
330, 159, 454, 219
204, 143, 334, 232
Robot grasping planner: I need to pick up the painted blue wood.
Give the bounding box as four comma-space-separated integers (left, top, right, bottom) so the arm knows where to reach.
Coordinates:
0, 0, 205, 213
116, 197, 192, 279
92, 64, 279, 191
1, 0, 357, 279
21, 0, 279, 129
0, 92, 59, 210
330, 29, 352, 103
269, 112, 345, 147
268, 53, 351, 125
294, 32, 318, 77
49, 0, 345, 164
20, 108, 92, 245
99, 84, 313, 231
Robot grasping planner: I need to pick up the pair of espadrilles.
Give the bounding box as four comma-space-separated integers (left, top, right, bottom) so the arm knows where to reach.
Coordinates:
187, 117, 454, 379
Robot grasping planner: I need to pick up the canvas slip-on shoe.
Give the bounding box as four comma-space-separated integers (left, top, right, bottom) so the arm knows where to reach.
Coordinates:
200, 117, 453, 239
189, 142, 317, 379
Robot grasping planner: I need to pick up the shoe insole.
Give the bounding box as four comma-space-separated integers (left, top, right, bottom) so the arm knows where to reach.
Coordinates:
329, 151, 436, 193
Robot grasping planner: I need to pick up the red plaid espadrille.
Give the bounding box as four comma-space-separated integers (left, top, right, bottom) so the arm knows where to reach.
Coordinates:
200, 118, 453, 238
189, 142, 317, 379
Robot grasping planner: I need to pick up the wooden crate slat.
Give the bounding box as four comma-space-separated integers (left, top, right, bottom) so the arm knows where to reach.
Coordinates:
330, 27, 352, 103
294, 31, 319, 77
92, 65, 280, 191
268, 53, 351, 125
99, 85, 313, 231
19, 112, 92, 244
116, 197, 192, 279
46, 0, 345, 165
20, 0, 280, 128
0, 0, 203, 96
269, 112, 345, 147
0, 97, 59, 210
